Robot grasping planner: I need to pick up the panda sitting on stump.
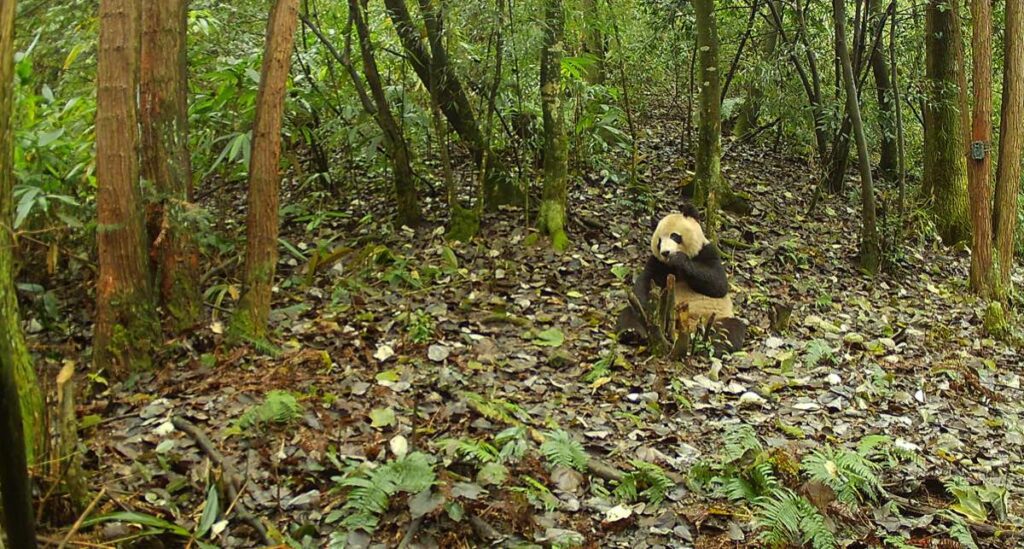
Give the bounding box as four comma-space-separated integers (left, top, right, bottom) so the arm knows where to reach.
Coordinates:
616, 204, 746, 355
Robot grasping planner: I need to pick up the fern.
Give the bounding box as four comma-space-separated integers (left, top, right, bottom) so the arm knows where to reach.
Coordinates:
540, 430, 588, 472
494, 426, 528, 463
944, 513, 980, 549
857, 434, 923, 467
513, 475, 559, 511
234, 390, 303, 431
801, 446, 881, 506
437, 437, 500, 464
723, 424, 763, 465
613, 460, 675, 506
720, 461, 778, 503
460, 391, 528, 425
338, 452, 436, 533
581, 348, 618, 383
755, 489, 836, 549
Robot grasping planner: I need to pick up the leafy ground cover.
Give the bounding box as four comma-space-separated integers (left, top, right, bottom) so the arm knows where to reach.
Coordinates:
37, 114, 1024, 548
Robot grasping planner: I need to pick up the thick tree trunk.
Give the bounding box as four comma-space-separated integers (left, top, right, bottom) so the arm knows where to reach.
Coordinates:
1, 7, 42, 531
868, 0, 897, 180
230, 0, 300, 341
537, 0, 568, 251
924, 0, 971, 244
834, 0, 880, 273
994, 0, 1024, 297
580, 0, 604, 84
141, 0, 200, 330
693, 0, 723, 238
349, 0, 421, 227
95, 0, 159, 375
966, 0, 993, 296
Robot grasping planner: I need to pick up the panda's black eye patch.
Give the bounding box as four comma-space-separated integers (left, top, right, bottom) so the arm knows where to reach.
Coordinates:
670, 233, 682, 244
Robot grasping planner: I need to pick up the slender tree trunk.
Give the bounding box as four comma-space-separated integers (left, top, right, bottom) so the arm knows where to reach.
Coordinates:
735, 1, 778, 138
2, 6, 43, 528
721, 0, 759, 105
966, 0, 993, 296
835, 0, 880, 273
349, 0, 421, 227
230, 0, 300, 341
868, 0, 897, 180
994, 0, 1024, 297
580, 0, 604, 84
141, 0, 200, 330
890, 4, 906, 214
95, 0, 159, 375
693, 0, 723, 239
537, 0, 568, 251
924, 0, 971, 244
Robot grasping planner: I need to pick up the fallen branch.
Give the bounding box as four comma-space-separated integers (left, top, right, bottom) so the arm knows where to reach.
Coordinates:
170, 416, 272, 545
58, 487, 106, 549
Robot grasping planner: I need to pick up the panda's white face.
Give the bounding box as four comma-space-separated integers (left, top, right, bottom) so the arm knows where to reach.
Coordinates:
650, 213, 707, 262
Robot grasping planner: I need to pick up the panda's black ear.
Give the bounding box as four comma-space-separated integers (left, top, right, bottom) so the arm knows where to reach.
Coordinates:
680, 202, 701, 222
648, 213, 662, 231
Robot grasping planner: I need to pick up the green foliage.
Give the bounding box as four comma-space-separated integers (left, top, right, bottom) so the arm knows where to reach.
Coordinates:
540, 430, 588, 472
437, 437, 500, 464
754, 489, 836, 549
513, 475, 560, 512
232, 390, 303, 433
460, 391, 529, 426
723, 424, 763, 464
402, 309, 435, 344
944, 477, 1009, 523
613, 460, 675, 506
336, 452, 436, 534
800, 446, 882, 506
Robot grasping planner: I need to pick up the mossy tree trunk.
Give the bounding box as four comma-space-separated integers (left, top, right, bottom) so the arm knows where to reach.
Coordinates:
994, 0, 1024, 298
966, 0, 993, 296
1, 0, 42, 468
693, 0, 723, 239
580, 0, 604, 84
537, 0, 568, 251
230, 0, 300, 342
923, 0, 971, 245
95, 0, 160, 376
141, 0, 200, 331
350, 0, 421, 227
834, 0, 880, 273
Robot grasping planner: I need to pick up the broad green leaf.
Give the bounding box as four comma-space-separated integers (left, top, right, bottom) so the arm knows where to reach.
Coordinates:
195, 484, 220, 538
534, 328, 565, 348
370, 407, 396, 428
81, 512, 190, 537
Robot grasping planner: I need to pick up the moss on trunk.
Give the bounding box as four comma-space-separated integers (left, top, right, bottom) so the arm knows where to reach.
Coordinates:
537, 0, 569, 251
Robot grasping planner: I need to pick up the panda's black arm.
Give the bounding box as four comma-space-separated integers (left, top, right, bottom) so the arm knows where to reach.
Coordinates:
669, 246, 730, 297
633, 256, 665, 304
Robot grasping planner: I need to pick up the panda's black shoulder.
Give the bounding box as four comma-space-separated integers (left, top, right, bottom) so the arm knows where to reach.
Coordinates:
694, 241, 722, 263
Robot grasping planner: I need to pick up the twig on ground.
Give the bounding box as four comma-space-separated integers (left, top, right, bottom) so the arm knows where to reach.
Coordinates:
58, 487, 107, 549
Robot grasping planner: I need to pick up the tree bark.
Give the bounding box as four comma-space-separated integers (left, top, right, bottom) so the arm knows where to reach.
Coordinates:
95, 0, 159, 375
141, 0, 200, 330
868, 0, 897, 180
230, 0, 300, 341
580, 0, 605, 84
537, 0, 568, 251
994, 0, 1024, 297
1, 5, 41, 542
966, 0, 993, 296
734, 1, 777, 138
349, 0, 421, 227
834, 0, 880, 273
693, 0, 723, 239
924, 0, 971, 244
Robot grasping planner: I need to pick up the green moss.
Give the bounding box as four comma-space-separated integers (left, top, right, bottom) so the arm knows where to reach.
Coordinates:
537, 200, 569, 252
446, 204, 480, 242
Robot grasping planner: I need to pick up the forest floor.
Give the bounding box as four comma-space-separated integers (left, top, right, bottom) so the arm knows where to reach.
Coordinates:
35, 114, 1024, 548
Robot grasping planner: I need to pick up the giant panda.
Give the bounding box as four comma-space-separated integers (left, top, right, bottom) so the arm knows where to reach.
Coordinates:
617, 204, 746, 353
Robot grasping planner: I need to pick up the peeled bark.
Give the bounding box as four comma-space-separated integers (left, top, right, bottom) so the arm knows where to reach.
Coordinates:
230, 0, 300, 341
923, 0, 971, 244
994, 0, 1024, 296
349, 0, 421, 227
537, 0, 568, 251
966, 0, 993, 296
141, 0, 200, 330
95, 0, 160, 375
835, 0, 880, 273
693, 0, 723, 238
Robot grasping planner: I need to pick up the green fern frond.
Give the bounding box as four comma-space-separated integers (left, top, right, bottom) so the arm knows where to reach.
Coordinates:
236, 390, 303, 431
437, 437, 500, 464
723, 424, 763, 464
801, 446, 881, 506
495, 426, 529, 463
540, 430, 588, 472
460, 391, 528, 425
338, 452, 436, 534
755, 489, 836, 549
614, 460, 675, 505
